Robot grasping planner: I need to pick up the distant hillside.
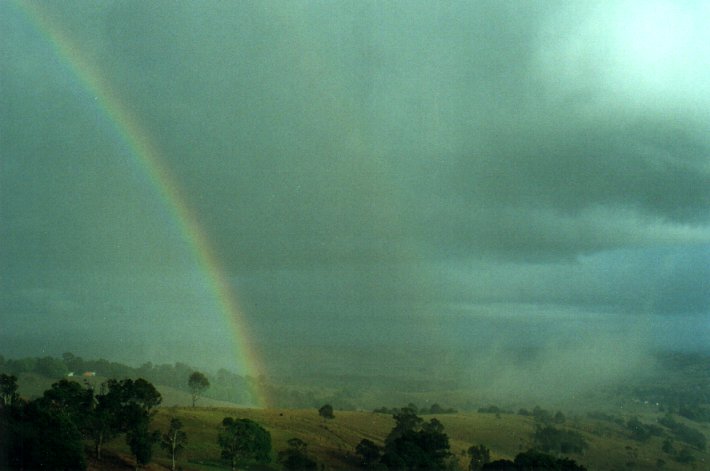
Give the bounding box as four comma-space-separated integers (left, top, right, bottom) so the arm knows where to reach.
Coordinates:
4, 350, 710, 414
4, 355, 710, 470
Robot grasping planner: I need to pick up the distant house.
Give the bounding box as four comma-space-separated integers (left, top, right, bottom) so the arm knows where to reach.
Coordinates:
66, 372, 74, 377
82, 371, 96, 377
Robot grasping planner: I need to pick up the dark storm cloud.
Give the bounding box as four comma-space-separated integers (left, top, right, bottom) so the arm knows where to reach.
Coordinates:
1, 0, 708, 372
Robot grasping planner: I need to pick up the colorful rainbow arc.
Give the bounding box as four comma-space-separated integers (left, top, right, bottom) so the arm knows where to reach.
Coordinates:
16, 1, 268, 407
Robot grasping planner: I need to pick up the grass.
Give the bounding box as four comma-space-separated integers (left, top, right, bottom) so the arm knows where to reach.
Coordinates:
90, 406, 710, 470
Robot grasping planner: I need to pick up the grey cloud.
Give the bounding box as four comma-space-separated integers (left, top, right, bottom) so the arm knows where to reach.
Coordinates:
1, 0, 709, 375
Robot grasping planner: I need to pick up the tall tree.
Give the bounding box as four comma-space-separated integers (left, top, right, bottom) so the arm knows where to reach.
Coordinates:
468, 444, 491, 471
161, 417, 187, 471
188, 372, 210, 407
385, 406, 423, 445
6, 395, 87, 470
127, 417, 160, 468
102, 378, 162, 467
0, 374, 18, 406
218, 417, 271, 471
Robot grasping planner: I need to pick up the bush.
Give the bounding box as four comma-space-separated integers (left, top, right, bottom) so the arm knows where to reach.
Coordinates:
658, 415, 706, 450
533, 426, 588, 454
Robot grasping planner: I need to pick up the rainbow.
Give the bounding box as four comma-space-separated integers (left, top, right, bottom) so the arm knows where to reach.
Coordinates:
14, 1, 268, 407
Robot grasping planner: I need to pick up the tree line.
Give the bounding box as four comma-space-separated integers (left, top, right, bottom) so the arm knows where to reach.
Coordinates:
0, 373, 162, 469
0, 352, 255, 405
2, 373, 592, 470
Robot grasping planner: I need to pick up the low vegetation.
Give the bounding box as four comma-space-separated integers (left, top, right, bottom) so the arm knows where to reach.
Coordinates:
2, 351, 710, 469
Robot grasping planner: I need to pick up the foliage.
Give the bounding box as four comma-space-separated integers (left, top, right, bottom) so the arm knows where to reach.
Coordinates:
96, 378, 162, 465
279, 437, 317, 470
188, 371, 210, 407
2, 394, 87, 470
161, 417, 187, 471
375, 403, 457, 415
381, 410, 451, 470
385, 407, 423, 445
427, 403, 457, 414
218, 417, 271, 470
658, 414, 706, 450
626, 417, 663, 442
527, 406, 567, 426
482, 449, 586, 470
1, 354, 255, 406
468, 444, 491, 471
533, 425, 588, 454
319, 403, 335, 419
127, 419, 160, 466
34, 356, 68, 378
0, 374, 19, 406
356, 438, 381, 468
478, 405, 509, 415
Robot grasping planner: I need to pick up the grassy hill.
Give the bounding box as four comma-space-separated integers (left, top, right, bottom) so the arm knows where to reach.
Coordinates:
92, 406, 709, 470
6, 352, 709, 469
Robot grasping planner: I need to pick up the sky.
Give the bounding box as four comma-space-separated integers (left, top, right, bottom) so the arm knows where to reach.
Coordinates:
1, 1, 709, 395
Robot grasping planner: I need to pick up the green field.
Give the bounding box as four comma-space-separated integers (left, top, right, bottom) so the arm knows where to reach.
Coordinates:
91, 406, 709, 470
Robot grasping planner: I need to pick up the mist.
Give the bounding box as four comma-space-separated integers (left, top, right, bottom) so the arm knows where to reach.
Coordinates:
2, 0, 709, 408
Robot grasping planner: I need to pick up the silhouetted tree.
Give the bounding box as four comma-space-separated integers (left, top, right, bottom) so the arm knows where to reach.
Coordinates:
381, 410, 451, 470
356, 439, 381, 468
5, 395, 87, 470
127, 418, 160, 468
35, 356, 67, 378
218, 417, 271, 470
101, 378, 162, 466
279, 437, 317, 470
161, 417, 187, 471
533, 425, 588, 454
0, 374, 18, 406
86, 392, 116, 460
188, 371, 210, 407
385, 407, 423, 445
468, 444, 491, 470
319, 403, 335, 420
481, 449, 587, 470
554, 411, 566, 424
62, 352, 84, 373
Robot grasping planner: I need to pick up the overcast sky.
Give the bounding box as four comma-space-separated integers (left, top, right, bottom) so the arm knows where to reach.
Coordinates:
1, 1, 708, 381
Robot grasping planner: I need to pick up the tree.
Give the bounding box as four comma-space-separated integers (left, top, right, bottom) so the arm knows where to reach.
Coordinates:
86, 393, 116, 460
356, 439, 381, 468
100, 378, 162, 466
0, 374, 19, 406
127, 418, 160, 468
318, 403, 334, 420
5, 395, 87, 470
188, 371, 210, 407
381, 410, 451, 470
39, 378, 95, 454
35, 356, 67, 378
161, 417, 187, 471
468, 444, 491, 470
533, 425, 587, 454
480, 449, 587, 470
385, 407, 423, 445
279, 438, 317, 470
218, 417, 271, 471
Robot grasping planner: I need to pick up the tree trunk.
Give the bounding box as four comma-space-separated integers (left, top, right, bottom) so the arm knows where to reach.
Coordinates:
171, 430, 177, 471
95, 432, 104, 460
